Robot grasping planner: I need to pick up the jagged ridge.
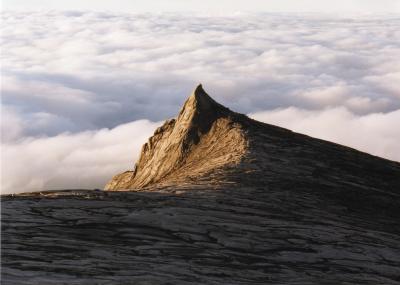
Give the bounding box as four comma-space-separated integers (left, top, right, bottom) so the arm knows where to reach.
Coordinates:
105, 84, 400, 194
105, 84, 249, 190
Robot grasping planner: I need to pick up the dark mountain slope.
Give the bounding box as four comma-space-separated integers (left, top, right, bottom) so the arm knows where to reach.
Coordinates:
105, 84, 400, 201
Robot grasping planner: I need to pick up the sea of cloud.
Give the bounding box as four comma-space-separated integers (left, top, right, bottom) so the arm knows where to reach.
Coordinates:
1, 11, 399, 193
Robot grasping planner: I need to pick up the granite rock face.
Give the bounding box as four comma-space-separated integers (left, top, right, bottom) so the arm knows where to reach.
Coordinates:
105, 84, 248, 190
2, 85, 400, 284
105, 84, 400, 196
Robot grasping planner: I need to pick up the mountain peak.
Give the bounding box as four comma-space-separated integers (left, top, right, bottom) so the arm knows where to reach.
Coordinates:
177, 84, 228, 124
188, 83, 209, 101
189, 83, 216, 105
105, 85, 400, 192
105, 85, 247, 190
194, 83, 205, 95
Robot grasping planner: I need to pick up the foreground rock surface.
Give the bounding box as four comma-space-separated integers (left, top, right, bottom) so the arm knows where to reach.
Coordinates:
2, 85, 400, 284
2, 187, 400, 285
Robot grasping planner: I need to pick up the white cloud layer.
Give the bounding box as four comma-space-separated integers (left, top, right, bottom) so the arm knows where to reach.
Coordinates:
1, 120, 159, 194
1, 11, 399, 193
250, 108, 400, 162
3, 0, 400, 14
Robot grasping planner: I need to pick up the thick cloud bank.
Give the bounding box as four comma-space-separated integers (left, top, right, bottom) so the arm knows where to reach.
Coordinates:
251, 108, 400, 162
2, 120, 159, 194
1, 11, 399, 193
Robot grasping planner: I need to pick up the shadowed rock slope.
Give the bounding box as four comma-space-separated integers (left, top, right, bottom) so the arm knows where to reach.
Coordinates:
2, 85, 400, 284
105, 84, 400, 197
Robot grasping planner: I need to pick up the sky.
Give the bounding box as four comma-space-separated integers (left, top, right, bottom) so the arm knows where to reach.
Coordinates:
1, 3, 400, 193
3, 0, 400, 14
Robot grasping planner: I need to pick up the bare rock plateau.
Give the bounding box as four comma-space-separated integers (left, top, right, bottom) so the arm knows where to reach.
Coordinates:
2, 85, 400, 284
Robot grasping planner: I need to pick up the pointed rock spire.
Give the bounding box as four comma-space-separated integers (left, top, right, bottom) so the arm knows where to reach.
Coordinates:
104, 84, 248, 190
176, 84, 229, 137
179, 84, 222, 116
183, 83, 219, 112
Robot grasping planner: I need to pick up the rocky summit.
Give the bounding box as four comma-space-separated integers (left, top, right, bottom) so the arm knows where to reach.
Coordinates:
105, 84, 400, 195
105, 84, 248, 190
2, 85, 400, 284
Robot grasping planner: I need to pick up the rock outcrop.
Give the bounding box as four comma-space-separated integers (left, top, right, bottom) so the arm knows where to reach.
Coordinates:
105, 85, 400, 197
105, 84, 249, 190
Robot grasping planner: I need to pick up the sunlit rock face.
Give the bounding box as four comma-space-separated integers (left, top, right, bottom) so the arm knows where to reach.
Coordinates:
105, 84, 248, 190
105, 85, 400, 195
2, 86, 400, 284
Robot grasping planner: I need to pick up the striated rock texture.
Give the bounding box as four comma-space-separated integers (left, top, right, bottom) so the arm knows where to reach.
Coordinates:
105, 84, 248, 190
2, 85, 400, 284
105, 84, 400, 196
